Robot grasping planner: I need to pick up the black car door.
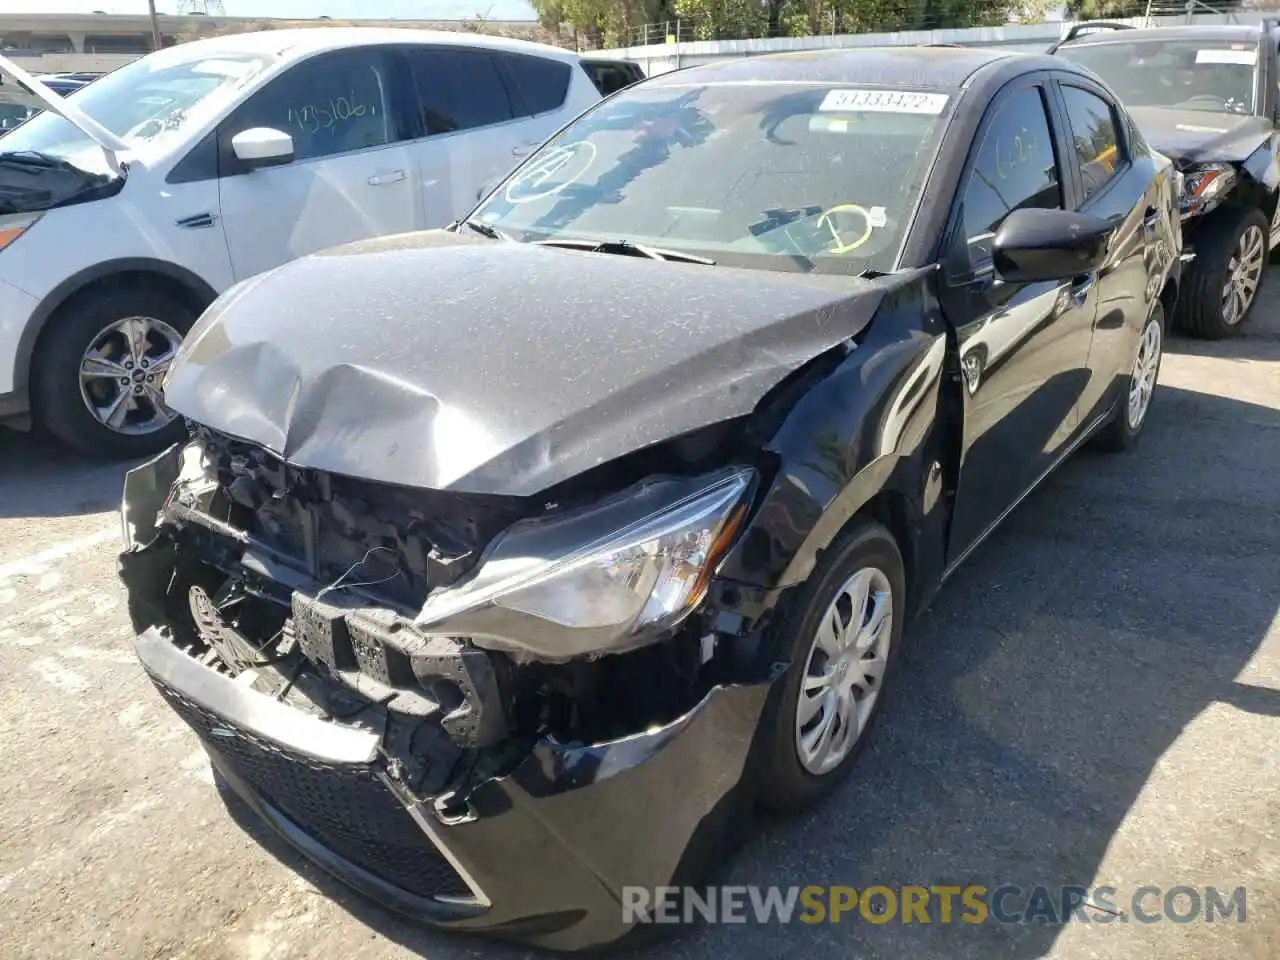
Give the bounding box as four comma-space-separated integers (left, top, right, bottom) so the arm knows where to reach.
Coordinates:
938, 76, 1099, 564
1052, 76, 1169, 427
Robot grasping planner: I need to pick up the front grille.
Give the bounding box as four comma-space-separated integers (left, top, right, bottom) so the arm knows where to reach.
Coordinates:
153, 681, 472, 900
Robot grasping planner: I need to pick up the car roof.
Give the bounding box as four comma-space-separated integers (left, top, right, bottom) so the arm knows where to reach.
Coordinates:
646, 45, 1058, 91
1059, 23, 1265, 47
148, 27, 581, 64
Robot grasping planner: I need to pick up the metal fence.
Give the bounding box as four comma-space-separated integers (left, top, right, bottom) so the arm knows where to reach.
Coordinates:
603, 0, 1276, 51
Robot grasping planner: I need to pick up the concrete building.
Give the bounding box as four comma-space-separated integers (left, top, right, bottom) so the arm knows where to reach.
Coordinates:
0, 11, 544, 73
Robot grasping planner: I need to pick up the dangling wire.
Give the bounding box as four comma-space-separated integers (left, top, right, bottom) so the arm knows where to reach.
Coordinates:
315, 544, 401, 601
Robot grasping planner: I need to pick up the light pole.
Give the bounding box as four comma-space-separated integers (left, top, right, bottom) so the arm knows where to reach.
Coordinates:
147, 0, 163, 51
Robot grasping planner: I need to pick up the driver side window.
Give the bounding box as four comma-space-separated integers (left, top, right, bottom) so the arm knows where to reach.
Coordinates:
958, 86, 1063, 268
221, 49, 397, 167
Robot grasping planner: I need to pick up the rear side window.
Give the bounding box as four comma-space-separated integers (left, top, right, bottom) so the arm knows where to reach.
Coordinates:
1060, 85, 1122, 203
583, 61, 641, 96
407, 47, 515, 135
958, 86, 1062, 265
221, 49, 395, 163
498, 53, 571, 116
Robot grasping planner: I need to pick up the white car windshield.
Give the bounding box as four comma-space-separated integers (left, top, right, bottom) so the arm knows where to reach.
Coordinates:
473, 81, 950, 276
1, 47, 274, 160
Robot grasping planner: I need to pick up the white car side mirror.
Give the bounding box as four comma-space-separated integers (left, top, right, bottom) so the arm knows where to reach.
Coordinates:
231, 127, 295, 169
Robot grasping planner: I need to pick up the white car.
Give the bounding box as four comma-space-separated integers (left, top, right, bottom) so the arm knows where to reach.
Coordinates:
0, 29, 601, 457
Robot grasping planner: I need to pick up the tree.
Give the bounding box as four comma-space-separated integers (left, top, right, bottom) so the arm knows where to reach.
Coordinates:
1064, 0, 1243, 16
525, 0, 1038, 46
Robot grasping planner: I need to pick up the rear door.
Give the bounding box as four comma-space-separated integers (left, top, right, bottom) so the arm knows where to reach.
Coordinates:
1052, 77, 1173, 425
216, 46, 420, 281
939, 77, 1099, 562
401, 46, 532, 228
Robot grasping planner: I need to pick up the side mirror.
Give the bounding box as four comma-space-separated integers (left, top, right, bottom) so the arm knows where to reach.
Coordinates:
993, 208, 1113, 283
231, 127, 294, 169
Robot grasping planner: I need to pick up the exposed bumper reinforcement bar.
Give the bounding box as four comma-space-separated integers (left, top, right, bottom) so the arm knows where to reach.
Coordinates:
135, 627, 381, 765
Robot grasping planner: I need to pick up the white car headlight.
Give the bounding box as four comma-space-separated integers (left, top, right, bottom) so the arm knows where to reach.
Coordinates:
0, 212, 41, 252
413, 469, 754, 662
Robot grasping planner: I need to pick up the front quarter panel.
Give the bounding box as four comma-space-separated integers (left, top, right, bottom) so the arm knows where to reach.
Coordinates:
0, 167, 232, 399
715, 272, 952, 614
1242, 136, 1280, 198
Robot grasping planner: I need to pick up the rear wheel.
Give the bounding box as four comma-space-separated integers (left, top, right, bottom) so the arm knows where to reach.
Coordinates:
753, 519, 906, 813
1176, 206, 1268, 339
33, 284, 195, 458
1097, 302, 1164, 453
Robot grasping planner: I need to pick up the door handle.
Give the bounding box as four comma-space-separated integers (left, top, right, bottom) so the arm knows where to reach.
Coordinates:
511, 141, 540, 158
367, 169, 406, 186
1069, 274, 1096, 307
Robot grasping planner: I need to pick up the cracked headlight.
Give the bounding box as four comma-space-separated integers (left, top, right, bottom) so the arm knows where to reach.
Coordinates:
414, 468, 754, 662
1181, 163, 1237, 216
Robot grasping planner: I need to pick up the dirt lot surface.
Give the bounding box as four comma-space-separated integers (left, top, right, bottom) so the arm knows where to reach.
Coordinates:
1, 276, 1277, 960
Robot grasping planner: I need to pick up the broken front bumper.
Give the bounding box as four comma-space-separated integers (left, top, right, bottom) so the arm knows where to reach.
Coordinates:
134, 625, 773, 951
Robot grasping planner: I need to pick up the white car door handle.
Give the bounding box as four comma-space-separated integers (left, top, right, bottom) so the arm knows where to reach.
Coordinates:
367, 169, 406, 186
511, 142, 538, 157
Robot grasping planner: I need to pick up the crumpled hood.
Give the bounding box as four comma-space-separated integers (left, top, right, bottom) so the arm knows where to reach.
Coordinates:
1127, 107, 1273, 165
165, 230, 900, 496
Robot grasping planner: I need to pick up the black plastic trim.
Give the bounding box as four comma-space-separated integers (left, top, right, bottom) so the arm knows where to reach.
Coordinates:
207, 751, 490, 923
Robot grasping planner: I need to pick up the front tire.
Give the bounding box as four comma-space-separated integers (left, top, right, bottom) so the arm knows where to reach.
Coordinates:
753, 519, 906, 814
1176, 206, 1268, 339
32, 284, 195, 459
1097, 302, 1164, 453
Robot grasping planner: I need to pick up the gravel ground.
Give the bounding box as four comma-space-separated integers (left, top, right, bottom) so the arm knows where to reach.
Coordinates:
1, 275, 1277, 960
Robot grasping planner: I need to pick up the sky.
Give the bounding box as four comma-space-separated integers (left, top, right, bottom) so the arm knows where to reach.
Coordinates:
0, 0, 539, 22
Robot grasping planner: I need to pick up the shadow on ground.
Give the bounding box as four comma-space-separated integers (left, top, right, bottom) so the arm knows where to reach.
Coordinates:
210, 380, 1280, 960
0, 427, 136, 518
1164, 326, 1280, 362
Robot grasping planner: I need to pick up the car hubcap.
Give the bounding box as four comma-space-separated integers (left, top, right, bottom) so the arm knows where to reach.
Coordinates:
1221, 225, 1265, 326
78, 315, 183, 436
1127, 314, 1162, 431
795, 566, 893, 776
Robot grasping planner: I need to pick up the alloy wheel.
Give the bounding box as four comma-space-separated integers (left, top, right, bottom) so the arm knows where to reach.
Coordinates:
1221, 225, 1265, 326
795, 566, 893, 775
1126, 314, 1162, 431
78, 315, 184, 436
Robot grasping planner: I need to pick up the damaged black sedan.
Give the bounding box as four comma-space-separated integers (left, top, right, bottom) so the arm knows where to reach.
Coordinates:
119, 47, 1181, 950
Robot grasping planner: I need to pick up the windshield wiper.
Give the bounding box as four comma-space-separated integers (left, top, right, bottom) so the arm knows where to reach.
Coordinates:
457, 219, 512, 242
0, 150, 83, 172
535, 237, 715, 265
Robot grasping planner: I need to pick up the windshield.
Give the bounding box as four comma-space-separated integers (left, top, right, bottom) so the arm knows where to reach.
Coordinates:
1, 47, 274, 160
1059, 39, 1258, 115
472, 81, 950, 275
0, 100, 35, 132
